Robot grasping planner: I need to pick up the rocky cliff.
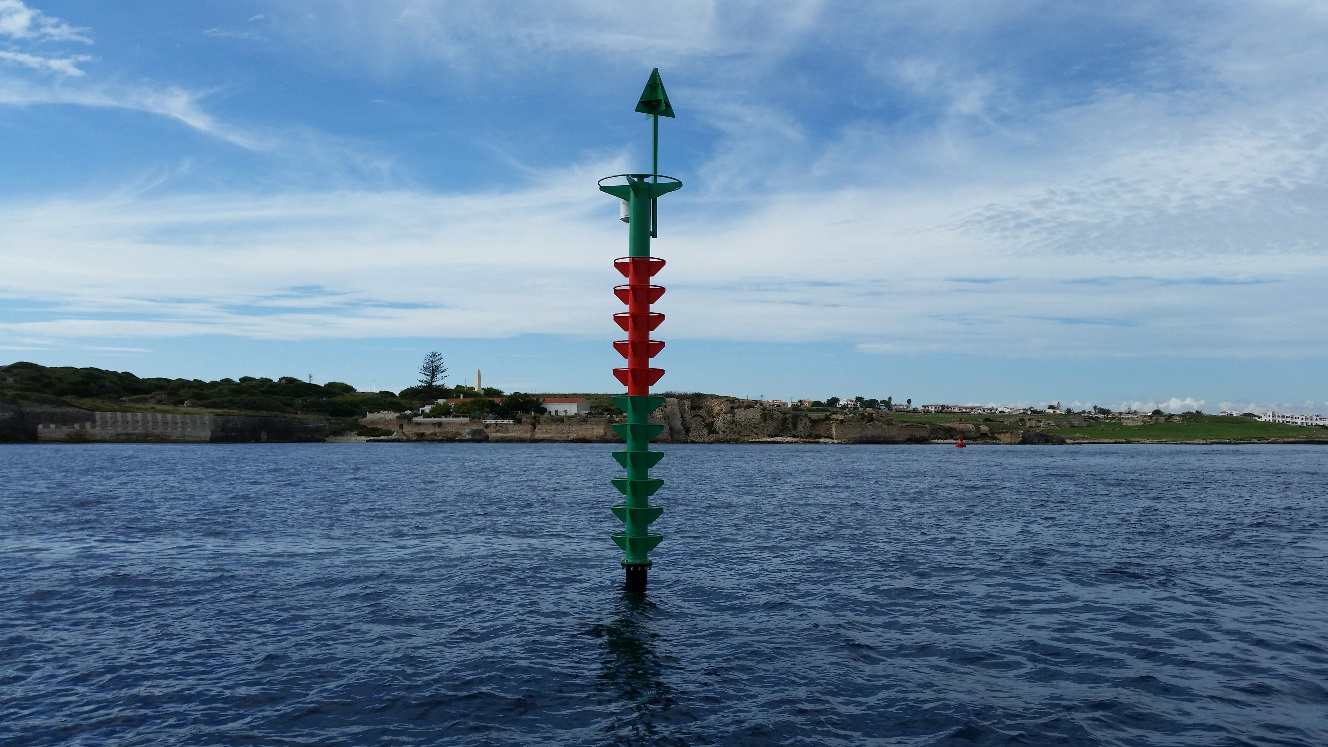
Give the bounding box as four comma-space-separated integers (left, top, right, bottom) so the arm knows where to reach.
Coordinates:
368, 396, 937, 444
656, 395, 934, 444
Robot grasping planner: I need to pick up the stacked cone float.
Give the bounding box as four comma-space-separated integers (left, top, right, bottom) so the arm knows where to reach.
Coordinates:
598, 69, 681, 592
611, 252, 667, 573
599, 175, 680, 592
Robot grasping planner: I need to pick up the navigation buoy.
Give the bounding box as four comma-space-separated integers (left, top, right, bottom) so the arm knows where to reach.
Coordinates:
956, 418, 967, 448
599, 69, 682, 593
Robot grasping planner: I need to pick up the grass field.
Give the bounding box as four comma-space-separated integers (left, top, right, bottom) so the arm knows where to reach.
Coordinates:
1045, 416, 1328, 442
891, 412, 1328, 442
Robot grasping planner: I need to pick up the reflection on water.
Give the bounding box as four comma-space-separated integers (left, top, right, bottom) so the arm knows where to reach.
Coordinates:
588, 591, 678, 744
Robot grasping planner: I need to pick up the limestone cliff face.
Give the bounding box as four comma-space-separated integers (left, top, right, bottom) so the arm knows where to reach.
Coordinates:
371, 415, 613, 443
655, 396, 933, 443
372, 397, 932, 444
209, 415, 329, 443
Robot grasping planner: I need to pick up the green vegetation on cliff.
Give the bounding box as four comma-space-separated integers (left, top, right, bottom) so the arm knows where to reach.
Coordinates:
0, 362, 407, 418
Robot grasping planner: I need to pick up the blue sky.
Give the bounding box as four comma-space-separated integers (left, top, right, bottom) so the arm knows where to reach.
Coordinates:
2, 1, 1325, 413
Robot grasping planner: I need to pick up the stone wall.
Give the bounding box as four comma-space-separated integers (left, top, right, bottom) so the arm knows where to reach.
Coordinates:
38, 411, 214, 442
0, 401, 330, 442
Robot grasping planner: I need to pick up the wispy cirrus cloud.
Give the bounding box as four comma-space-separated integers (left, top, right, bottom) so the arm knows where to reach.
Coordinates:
268, 0, 827, 76
0, 79, 271, 149
0, 2, 273, 149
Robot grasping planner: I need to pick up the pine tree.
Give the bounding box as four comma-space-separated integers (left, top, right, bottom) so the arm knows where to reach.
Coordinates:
418, 352, 447, 400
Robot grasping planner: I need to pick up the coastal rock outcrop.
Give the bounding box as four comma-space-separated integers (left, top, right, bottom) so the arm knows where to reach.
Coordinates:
370, 396, 934, 444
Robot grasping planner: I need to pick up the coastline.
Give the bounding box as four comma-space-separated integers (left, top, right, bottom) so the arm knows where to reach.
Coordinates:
5, 398, 1326, 446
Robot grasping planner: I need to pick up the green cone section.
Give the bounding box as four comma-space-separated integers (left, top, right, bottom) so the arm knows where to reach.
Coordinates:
615, 395, 665, 420
612, 450, 664, 472
611, 394, 665, 566
611, 504, 664, 525
611, 423, 664, 443
611, 477, 664, 497
611, 531, 664, 557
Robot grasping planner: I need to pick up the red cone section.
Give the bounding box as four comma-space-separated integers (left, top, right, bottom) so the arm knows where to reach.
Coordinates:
613, 256, 666, 396
615, 256, 666, 282
614, 285, 665, 305
612, 339, 665, 359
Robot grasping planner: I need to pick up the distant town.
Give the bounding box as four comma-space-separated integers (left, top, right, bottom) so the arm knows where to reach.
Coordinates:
403, 390, 1328, 430
748, 397, 1328, 427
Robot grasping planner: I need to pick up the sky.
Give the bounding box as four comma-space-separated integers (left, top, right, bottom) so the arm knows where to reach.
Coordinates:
1, 1, 1326, 414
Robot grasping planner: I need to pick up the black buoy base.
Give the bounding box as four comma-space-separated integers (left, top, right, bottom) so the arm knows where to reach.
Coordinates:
623, 564, 650, 593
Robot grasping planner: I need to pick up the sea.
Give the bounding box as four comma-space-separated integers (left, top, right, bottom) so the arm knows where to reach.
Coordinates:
2, 442, 1326, 746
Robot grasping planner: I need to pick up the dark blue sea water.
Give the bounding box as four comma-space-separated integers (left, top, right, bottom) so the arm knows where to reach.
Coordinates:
3, 443, 1327, 746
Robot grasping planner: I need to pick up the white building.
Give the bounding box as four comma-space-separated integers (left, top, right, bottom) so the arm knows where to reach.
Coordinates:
1259, 412, 1328, 427
540, 397, 590, 416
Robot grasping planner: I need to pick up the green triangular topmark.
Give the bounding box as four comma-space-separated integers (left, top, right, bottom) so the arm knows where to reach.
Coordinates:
635, 68, 675, 118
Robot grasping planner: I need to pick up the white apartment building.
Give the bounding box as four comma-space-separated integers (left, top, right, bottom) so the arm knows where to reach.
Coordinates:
1259, 412, 1328, 427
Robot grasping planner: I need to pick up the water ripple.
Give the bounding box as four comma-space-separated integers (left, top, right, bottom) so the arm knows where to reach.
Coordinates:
2, 443, 1327, 745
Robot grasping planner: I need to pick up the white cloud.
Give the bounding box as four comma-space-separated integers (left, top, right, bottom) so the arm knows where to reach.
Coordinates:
952, 104, 1328, 261
1116, 397, 1207, 414
0, 49, 90, 76
1217, 400, 1324, 416
0, 0, 89, 42
202, 27, 264, 42
0, 162, 1324, 361
0, 2, 92, 77
0, 79, 270, 149
269, 0, 827, 76
0, 164, 631, 345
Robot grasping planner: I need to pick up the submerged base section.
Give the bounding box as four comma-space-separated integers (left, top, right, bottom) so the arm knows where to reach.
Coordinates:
623, 564, 650, 593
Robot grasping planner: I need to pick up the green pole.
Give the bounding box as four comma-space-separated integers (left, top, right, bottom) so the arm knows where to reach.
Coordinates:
651, 113, 659, 238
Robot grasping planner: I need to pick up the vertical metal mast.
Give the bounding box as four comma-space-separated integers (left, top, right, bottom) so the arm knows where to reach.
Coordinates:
598, 69, 680, 592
